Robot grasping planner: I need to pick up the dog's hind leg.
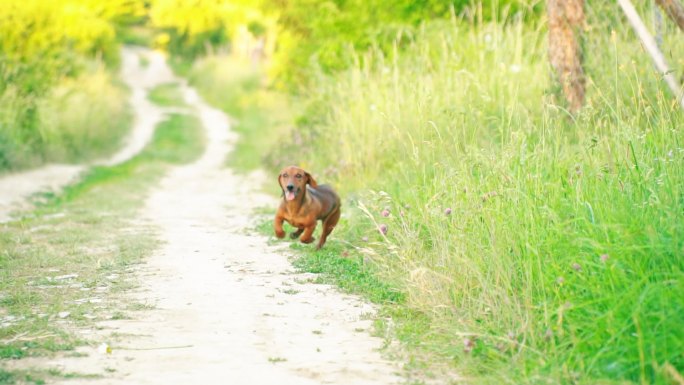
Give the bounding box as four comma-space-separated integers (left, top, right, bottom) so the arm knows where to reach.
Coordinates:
317, 207, 341, 250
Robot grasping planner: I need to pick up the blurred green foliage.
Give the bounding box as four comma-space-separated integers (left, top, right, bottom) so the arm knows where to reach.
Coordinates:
148, 0, 271, 58
0, 0, 143, 95
149, 0, 231, 58
0, 0, 144, 171
261, 0, 541, 87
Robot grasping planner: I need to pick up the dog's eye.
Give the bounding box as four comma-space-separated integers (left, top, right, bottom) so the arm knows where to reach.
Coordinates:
282, 173, 288, 178
296, 174, 302, 178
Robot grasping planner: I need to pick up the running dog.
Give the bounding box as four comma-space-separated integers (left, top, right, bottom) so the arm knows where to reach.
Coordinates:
274, 166, 341, 250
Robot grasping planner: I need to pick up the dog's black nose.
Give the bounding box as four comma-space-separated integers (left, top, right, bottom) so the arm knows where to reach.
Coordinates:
286, 184, 294, 191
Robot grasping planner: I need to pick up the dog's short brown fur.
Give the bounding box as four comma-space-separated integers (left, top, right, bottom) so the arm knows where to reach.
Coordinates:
274, 166, 341, 249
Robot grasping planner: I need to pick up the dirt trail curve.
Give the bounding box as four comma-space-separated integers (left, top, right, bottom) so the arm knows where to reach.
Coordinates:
0, 47, 174, 222
13, 48, 403, 384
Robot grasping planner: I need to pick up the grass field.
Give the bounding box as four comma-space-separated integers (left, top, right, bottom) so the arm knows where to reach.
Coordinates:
191, 11, 684, 385
0, 110, 204, 383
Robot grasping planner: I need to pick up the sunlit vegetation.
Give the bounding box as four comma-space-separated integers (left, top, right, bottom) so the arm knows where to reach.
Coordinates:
0, 0, 145, 171
282, 17, 683, 384
259, 0, 540, 86
1, 1, 682, 384
148, 0, 275, 58
184, 2, 684, 384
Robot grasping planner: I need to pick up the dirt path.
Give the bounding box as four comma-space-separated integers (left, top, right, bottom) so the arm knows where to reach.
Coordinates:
18, 49, 402, 384
0, 47, 174, 222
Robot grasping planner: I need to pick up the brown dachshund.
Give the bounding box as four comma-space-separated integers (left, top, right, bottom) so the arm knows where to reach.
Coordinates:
274, 166, 341, 250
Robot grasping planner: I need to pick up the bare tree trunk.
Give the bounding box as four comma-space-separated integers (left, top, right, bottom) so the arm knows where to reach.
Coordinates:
655, 0, 684, 32
547, 0, 586, 113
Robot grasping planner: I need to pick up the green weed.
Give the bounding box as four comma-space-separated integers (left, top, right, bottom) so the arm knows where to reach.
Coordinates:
0, 369, 15, 385
0, 346, 25, 360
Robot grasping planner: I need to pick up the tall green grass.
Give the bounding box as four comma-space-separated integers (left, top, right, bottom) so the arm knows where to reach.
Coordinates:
264, 13, 683, 385
179, 6, 683, 383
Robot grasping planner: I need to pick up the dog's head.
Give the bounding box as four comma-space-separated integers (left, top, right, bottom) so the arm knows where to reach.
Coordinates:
278, 166, 318, 202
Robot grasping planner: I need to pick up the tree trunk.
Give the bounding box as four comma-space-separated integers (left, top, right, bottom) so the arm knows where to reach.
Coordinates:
547, 0, 586, 113
655, 0, 684, 32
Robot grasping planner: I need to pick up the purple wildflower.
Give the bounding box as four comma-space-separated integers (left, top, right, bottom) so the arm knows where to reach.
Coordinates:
463, 338, 475, 353
378, 224, 388, 235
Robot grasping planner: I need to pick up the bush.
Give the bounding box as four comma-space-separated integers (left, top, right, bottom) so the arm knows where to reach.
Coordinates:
0, 65, 132, 170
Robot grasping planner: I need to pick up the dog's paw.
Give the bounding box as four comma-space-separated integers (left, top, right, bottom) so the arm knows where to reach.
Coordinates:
275, 229, 286, 239
300, 237, 315, 244
289, 231, 302, 239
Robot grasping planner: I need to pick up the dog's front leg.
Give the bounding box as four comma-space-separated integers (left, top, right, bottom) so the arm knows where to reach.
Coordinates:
274, 214, 286, 239
299, 225, 316, 244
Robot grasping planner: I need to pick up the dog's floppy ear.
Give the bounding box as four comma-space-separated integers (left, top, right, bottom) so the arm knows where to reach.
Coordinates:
306, 172, 318, 188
